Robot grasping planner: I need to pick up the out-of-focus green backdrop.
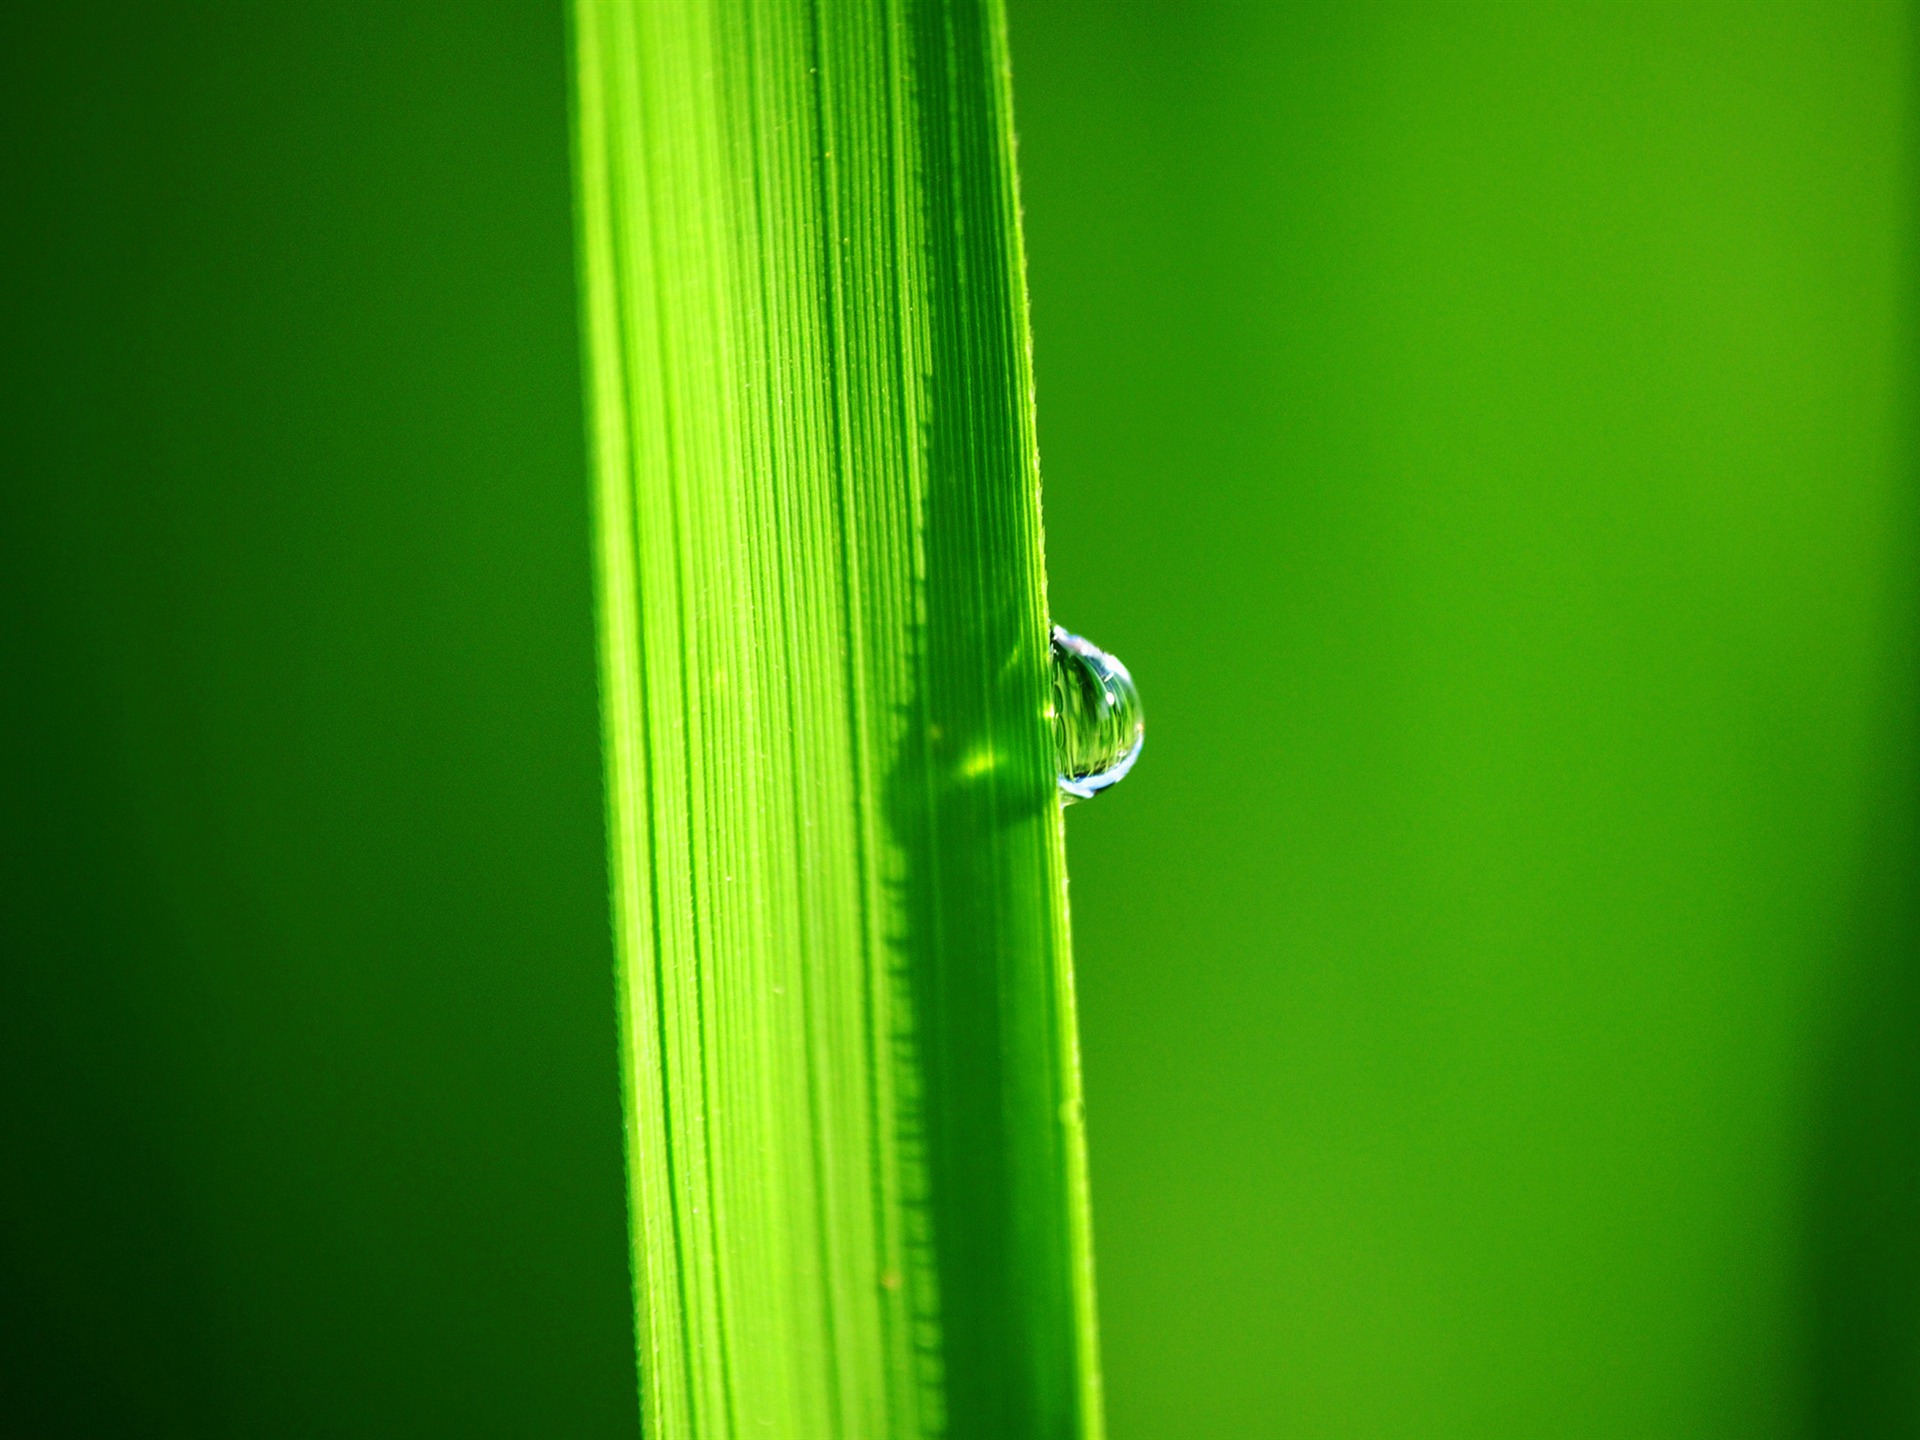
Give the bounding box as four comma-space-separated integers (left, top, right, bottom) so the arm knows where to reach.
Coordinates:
3, 3, 1916, 1437
1012, 3, 1920, 1436
1, 5, 636, 1435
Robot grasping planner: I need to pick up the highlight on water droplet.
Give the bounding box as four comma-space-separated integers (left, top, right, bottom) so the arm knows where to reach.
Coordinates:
1049, 625, 1144, 803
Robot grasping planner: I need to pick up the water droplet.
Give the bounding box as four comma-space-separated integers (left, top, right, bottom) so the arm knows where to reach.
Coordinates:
1050, 626, 1143, 803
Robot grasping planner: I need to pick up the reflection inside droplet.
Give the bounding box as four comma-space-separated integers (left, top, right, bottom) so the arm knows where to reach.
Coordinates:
1050, 626, 1143, 803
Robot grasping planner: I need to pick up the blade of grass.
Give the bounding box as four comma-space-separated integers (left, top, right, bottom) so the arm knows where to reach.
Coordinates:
571, 2, 1102, 1436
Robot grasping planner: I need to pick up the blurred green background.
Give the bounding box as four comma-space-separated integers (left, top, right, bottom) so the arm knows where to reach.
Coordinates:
1015, 3, 1920, 1436
1, 4, 635, 1434
4, 2, 1917, 1437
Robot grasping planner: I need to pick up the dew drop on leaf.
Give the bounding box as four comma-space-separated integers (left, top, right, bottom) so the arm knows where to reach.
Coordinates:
1049, 626, 1143, 803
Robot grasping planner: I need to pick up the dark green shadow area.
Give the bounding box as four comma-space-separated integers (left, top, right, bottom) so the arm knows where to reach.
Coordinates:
1806, 746, 1920, 1439
1, 4, 637, 1435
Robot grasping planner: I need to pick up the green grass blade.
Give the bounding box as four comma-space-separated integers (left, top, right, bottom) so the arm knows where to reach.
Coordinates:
571, 2, 1101, 1435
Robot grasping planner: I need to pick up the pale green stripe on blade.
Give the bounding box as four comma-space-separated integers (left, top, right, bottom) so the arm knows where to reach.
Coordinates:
571, 1, 1102, 1436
